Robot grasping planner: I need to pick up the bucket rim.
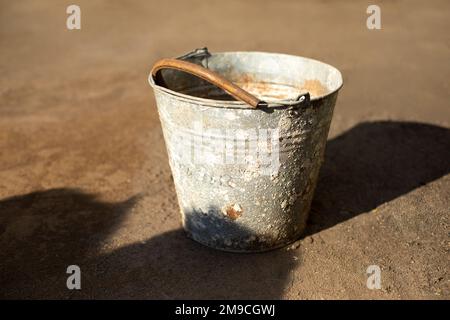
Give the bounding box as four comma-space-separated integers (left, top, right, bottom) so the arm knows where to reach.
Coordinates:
148, 51, 343, 109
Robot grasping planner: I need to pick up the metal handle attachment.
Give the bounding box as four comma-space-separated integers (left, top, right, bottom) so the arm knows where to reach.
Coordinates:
151, 58, 268, 108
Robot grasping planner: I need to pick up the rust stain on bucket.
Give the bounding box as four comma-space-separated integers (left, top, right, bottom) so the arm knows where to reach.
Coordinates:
222, 203, 243, 220
236, 74, 329, 100
301, 79, 328, 97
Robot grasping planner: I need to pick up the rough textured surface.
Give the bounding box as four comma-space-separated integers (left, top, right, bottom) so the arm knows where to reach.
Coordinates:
153, 54, 340, 252
0, 0, 449, 299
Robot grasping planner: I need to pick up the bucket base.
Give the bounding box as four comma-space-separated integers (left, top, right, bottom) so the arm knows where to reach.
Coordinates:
184, 228, 305, 253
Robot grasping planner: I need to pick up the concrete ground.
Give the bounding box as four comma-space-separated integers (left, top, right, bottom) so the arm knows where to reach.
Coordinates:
0, 0, 448, 299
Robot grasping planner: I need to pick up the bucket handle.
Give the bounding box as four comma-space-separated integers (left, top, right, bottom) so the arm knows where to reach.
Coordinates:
151, 58, 268, 108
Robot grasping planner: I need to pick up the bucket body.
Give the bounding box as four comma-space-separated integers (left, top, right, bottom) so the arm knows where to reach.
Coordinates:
149, 49, 343, 252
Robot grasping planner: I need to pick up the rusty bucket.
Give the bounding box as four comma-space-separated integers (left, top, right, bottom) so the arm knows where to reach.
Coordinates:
148, 48, 343, 252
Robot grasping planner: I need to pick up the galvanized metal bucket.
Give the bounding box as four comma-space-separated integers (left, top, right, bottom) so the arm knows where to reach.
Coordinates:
149, 48, 343, 252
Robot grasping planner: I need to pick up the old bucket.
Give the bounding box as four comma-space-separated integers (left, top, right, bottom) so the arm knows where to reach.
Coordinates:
148, 48, 343, 252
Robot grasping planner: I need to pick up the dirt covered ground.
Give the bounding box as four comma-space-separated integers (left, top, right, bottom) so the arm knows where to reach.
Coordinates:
0, 0, 449, 299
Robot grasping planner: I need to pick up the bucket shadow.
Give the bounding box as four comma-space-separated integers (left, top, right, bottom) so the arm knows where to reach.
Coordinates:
87, 226, 298, 299
1, 121, 448, 299
0, 189, 297, 299
306, 121, 450, 235
0, 189, 139, 299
